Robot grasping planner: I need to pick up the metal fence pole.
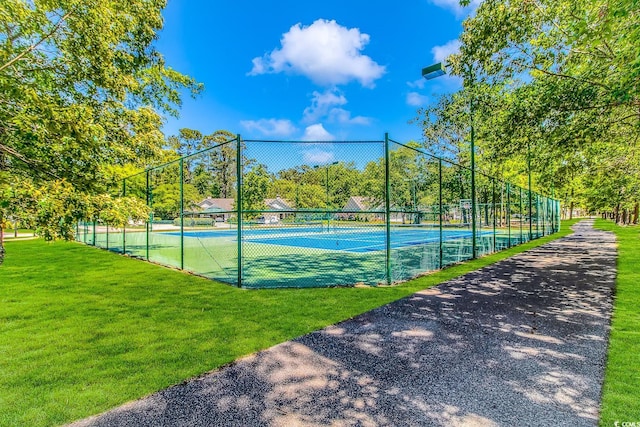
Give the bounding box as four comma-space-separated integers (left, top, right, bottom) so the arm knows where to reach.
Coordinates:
122, 179, 126, 255
439, 159, 443, 269
492, 178, 496, 252
506, 182, 511, 248
384, 133, 392, 285
529, 180, 533, 241
536, 194, 540, 237
236, 134, 243, 288
519, 187, 524, 243
180, 157, 184, 270
146, 171, 150, 261
471, 164, 477, 259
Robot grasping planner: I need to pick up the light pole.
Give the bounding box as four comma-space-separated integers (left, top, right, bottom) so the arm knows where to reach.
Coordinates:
314, 161, 338, 230
423, 61, 477, 258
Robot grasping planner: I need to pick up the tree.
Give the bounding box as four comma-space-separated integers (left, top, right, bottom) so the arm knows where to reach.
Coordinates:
150, 183, 201, 220
0, 179, 38, 244
0, 0, 202, 260
420, 0, 639, 218
359, 143, 426, 222
200, 130, 239, 198
242, 164, 270, 215
0, 0, 202, 187
165, 129, 242, 199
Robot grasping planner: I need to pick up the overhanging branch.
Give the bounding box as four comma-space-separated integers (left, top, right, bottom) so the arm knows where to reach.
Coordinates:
0, 10, 73, 73
0, 143, 60, 179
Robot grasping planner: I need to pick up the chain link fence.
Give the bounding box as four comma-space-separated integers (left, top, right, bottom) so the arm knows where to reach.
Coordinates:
76, 134, 560, 288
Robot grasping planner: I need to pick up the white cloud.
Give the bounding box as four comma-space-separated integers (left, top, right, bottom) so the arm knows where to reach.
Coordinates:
248, 19, 385, 87
428, 0, 482, 17
302, 148, 336, 164
303, 88, 371, 125
301, 123, 335, 141
406, 92, 429, 107
407, 78, 426, 89
431, 39, 462, 64
240, 119, 297, 137
328, 108, 371, 125
303, 89, 347, 123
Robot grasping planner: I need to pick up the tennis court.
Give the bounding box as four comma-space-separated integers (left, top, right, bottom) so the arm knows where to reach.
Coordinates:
168, 225, 485, 253
78, 136, 560, 288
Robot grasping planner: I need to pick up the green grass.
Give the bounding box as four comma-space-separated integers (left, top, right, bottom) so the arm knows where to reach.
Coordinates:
0, 220, 578, 426
595, 219, 640, 426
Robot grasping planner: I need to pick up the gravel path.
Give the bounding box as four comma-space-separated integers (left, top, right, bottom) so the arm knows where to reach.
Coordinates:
71, 219, 616, 427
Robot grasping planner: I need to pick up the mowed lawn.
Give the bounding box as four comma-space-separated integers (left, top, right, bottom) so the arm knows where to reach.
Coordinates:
0, 220, 584, 426
595, 220, 640, 426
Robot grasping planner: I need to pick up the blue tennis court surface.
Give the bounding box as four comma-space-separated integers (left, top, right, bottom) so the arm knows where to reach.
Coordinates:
167, 226, 481, 253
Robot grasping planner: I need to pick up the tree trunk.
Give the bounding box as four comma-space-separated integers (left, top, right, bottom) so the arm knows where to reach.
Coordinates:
569, 201, 574, 219
633, 203, 639, 225
614, 203, 620, 224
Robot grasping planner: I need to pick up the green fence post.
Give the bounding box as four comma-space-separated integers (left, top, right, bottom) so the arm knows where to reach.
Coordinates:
492, 178, 496, 252
106, 224, 109, 250
506, 182, 511, 248
236, 134, 243, 288
471, 167, 477, 259
439, 158, 443, 269
92, 220, 96, 246
122, 179, 126, 255
180, 157, 184, 270
537, 194, 540, 237
146, 171, 150, 261
549, 197, 553, 234
528, 183, 533, 241
384, 133, 392, 285
519, 187, 524, 243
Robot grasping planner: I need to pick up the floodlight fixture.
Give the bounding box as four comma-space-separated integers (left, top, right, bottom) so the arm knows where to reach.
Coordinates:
422, 62, 446, 80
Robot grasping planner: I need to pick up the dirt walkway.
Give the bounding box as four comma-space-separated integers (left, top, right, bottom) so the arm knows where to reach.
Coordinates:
72, 220, 616, 426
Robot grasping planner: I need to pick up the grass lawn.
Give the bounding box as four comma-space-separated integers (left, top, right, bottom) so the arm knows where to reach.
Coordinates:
0, 220, 577, 426
595, 219, 640, 426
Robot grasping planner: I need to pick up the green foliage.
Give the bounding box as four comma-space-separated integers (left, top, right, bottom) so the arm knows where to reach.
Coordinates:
242, 164, 270, 212
0, 179, 38, 234
33, 181, 85, 240
419, 0, 640, 218
90, 194, 149, 228
0, 0, 202, 248
167, 129, 241, 198
150, 182, 200, 220
0, 0, 202, 188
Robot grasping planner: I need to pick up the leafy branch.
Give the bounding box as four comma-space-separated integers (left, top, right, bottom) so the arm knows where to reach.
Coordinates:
0, 10, 73, 73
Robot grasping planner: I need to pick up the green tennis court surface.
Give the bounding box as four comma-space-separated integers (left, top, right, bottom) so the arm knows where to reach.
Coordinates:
82, 222, 529, 288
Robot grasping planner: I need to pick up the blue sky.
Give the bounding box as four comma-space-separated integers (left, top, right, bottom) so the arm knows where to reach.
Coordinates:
156, 0, 477, 147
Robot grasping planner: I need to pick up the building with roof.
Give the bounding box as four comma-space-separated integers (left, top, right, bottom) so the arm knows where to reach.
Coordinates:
189, 196, 293, 224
